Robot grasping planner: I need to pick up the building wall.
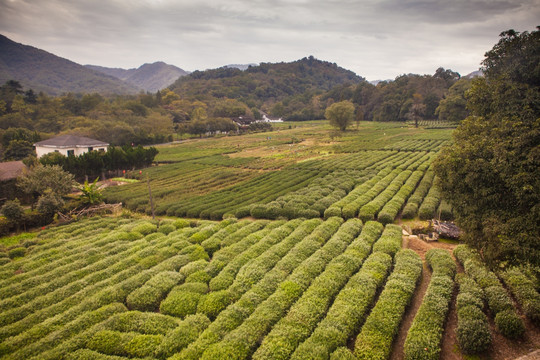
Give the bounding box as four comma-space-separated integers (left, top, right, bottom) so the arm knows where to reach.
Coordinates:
35, 145, 108, 158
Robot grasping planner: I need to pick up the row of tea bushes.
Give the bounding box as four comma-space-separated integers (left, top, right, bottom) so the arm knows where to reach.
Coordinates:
249, 170, 368, 219
499, 267, 540, 324
159, 220, 304, 319
400, 170, 435, 219
383, 139, 448, 152
0, 240, 207, 359
455, 274, 492, 354
378, 170, 424, 224
166, 169, 322, 220
454, 245, 525, 339
404, 249, 456, 360
295, 150, 397, 171
326, 167, 394, 219
358, 170, 414, 222
254, 221, 387, 360
418, 177, 442, 220
291, 251, 392, 359
202, 219, 363, 359
354, 249, 423, 359
176, 218, 342, 359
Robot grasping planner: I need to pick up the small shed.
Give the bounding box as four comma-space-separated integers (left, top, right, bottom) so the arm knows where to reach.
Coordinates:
0, 161, 27, 202
34, 135, 109, 158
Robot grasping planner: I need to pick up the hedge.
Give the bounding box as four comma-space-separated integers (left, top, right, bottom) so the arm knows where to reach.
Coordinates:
156, 313, 210, 358
455, 274, 491, 354
291, 251, 392, 359
354, 249, 423, 360
499, 267, 540, 324
176, 218, 340, 360
254, 221, 391, 360
401, 170, 435, 219
404, 249, 456, 360
200, 217, 350, 359
454, 245, 524, 339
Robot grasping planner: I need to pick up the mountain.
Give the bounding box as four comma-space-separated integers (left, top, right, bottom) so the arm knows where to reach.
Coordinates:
0, 34, 138, 95
86, 62, 188, 92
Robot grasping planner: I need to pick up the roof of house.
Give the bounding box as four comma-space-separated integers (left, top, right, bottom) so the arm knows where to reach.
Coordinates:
34, 135, 109, 148
0, 161, 27, 181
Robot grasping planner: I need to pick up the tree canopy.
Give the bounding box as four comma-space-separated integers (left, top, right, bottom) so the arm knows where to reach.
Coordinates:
434, 27, 540, 266
325, 100, 355, 131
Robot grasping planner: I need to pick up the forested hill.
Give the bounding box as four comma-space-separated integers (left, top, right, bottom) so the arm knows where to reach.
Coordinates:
86, 62, 189, 93
0, 35, 138, 95
169, 56, 364, 120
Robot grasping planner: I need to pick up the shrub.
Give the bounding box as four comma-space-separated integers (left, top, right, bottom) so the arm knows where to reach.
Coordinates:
132, 222, 157, 235
156, 314, 210, 358
124, 334, 162, 358
1, 199, 24, 223
494, 310, 525, 339
158, 224, 176, 235
354, 249, 423, 360
404, 249, 455, 360
8, 246, 26, 259
457, 318, 492, 354
160, 289, 203, 318
197, 291, 231, 320
455, 274, 491, 354
500, 267, 540, 324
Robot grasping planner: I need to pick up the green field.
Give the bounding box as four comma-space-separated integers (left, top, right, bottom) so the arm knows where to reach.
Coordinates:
104, 121, 450, 221
1, 121, 537, 360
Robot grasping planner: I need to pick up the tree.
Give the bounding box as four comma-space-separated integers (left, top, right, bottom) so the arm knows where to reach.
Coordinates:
17, 164, 75, 208
1, 199, 24, 223
407, 93, 426, 128
325, 100, 355, 131
78, 178, 103, 206
436, 78, 471, 122
4, 140, 34, 161
434, 27, 540, 266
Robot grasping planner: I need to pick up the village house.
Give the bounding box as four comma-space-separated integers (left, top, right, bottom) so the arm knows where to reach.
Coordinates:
33, 135, 109, 158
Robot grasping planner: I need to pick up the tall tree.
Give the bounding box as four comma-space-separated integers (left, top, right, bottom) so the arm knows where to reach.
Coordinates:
434, 27, 540, 266
325, 100, 355, 131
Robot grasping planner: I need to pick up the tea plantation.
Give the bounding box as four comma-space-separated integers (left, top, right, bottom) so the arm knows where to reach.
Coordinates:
0, 121, 537, 359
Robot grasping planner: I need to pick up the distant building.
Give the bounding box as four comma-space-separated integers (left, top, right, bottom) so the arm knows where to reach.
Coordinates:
261, 113, 283, 123
34, 135, 109, 158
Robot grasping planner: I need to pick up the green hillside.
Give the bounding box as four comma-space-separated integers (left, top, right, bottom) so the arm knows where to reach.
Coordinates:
0, 35, 139, 95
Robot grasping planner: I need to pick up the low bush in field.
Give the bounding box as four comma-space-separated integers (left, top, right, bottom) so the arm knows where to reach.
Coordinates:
404, 249, 455, 360
455, 274, 491, 354
499, 267, 540, 324
418, 178, 441, 220
401, 170, 435, 219
454, 245, 524, 339
354, 249, 423, 360
156, 313, 210, 358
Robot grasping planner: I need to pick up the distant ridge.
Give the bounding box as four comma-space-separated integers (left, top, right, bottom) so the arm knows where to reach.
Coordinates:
0, 34, 138, 95
86, 62, 189, 92
224, 63, 258, 71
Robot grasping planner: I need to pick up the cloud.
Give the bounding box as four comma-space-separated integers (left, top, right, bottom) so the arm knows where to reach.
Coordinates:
0, 0, 538, 79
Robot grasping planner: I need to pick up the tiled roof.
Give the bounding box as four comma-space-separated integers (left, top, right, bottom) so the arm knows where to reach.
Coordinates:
34, 135, 109, 148
0, 161, 27, 181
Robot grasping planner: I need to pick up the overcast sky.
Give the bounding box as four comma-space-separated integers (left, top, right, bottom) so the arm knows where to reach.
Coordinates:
1, 0, 539, 80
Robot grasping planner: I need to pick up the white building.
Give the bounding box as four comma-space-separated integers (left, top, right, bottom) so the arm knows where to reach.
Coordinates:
34, 135, 109, 158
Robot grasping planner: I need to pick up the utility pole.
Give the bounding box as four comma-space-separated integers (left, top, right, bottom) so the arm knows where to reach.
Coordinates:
147, 174, 155, 220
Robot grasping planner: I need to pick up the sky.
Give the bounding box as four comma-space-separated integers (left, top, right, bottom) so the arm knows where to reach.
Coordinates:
1, 0, 539, 81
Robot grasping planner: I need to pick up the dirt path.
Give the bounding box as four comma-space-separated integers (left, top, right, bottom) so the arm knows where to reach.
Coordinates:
391, 235, 462, 360
390, 236, 432, 360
